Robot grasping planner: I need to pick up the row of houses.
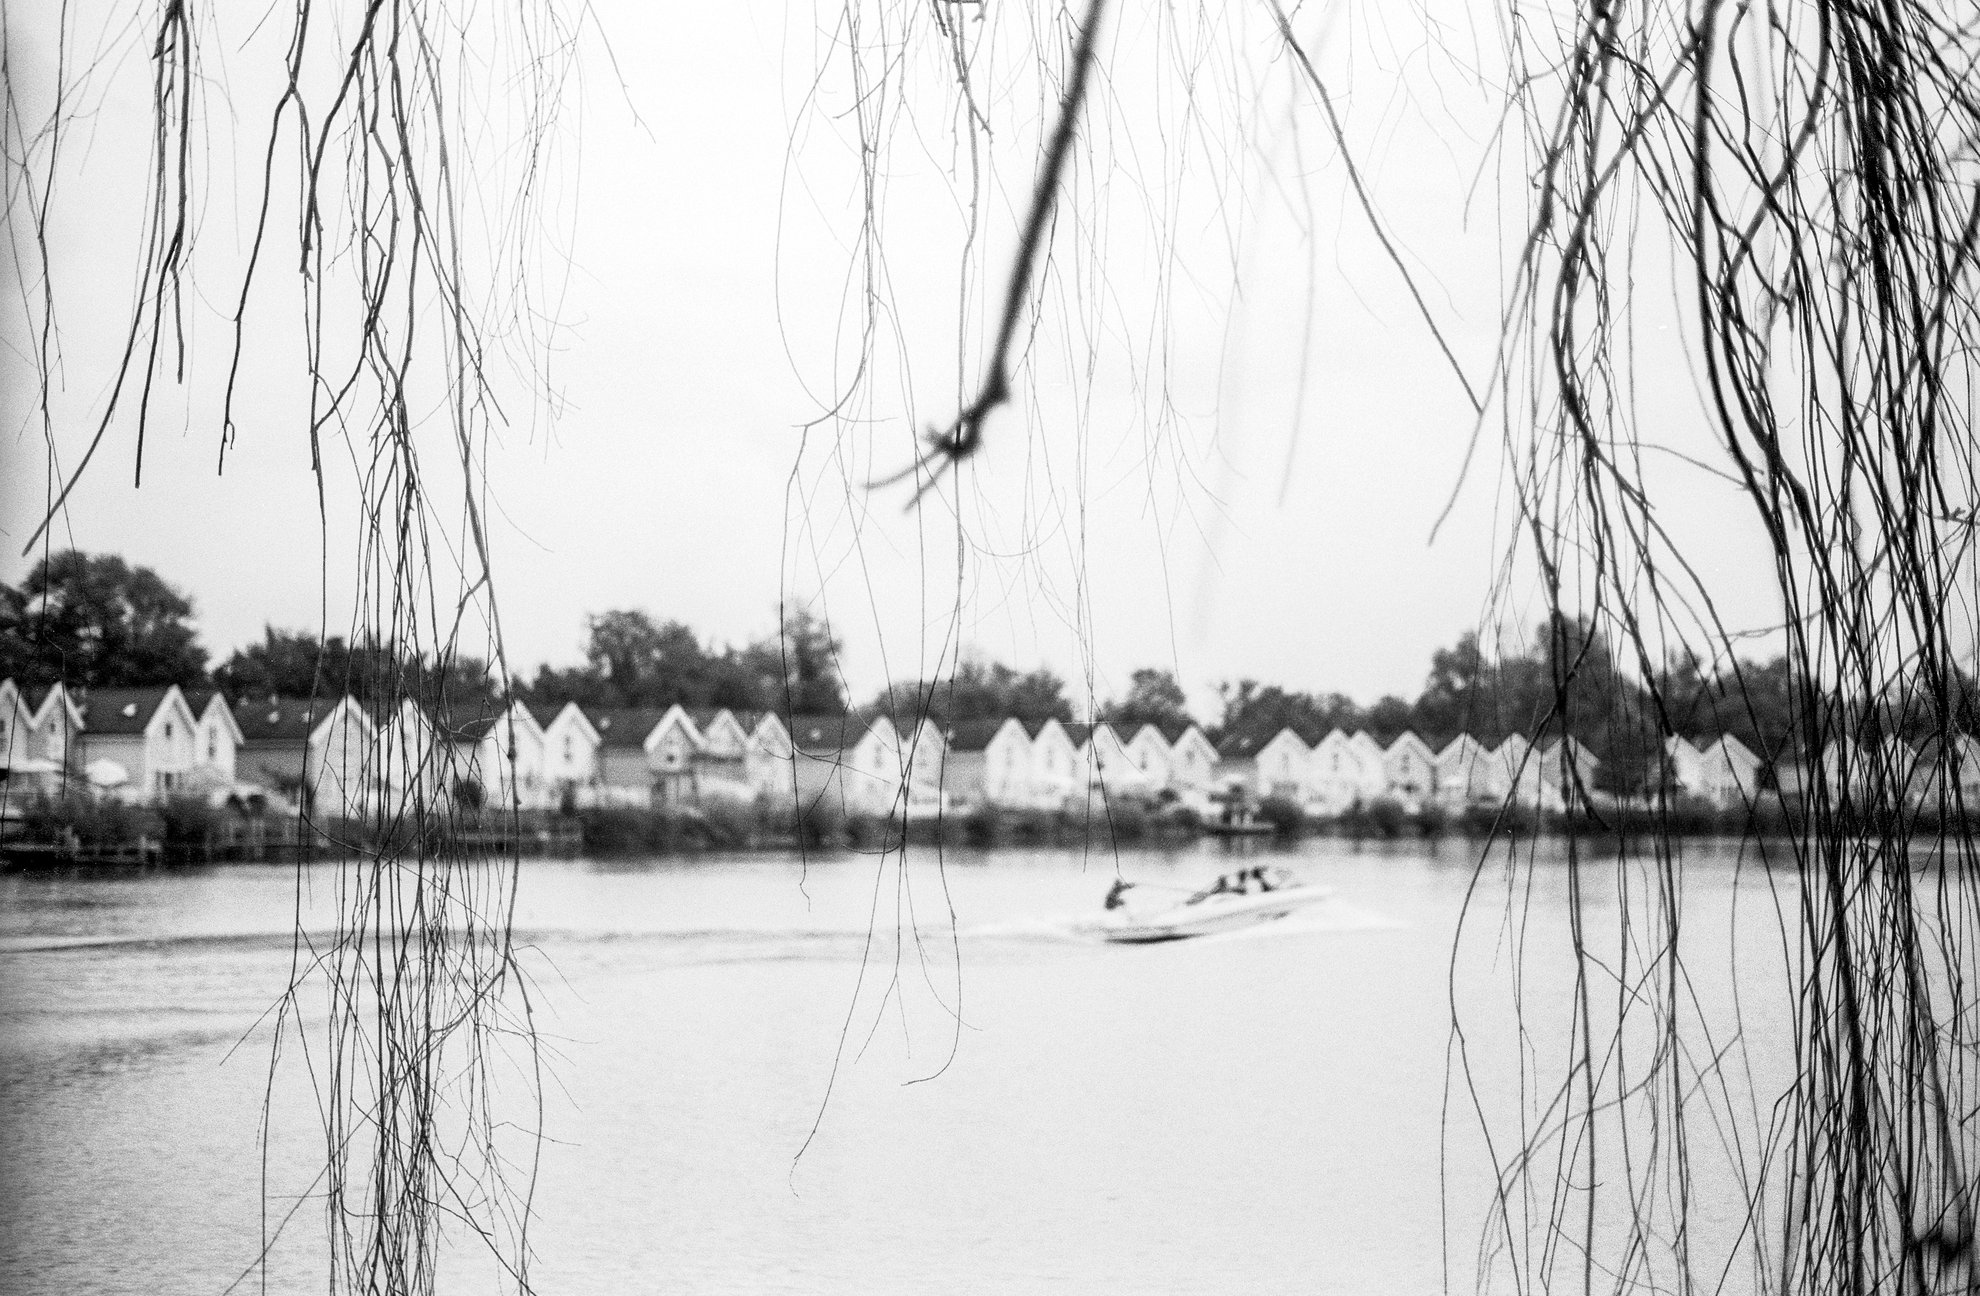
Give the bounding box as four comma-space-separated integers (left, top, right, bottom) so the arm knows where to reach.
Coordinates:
10, 678, 1980, 819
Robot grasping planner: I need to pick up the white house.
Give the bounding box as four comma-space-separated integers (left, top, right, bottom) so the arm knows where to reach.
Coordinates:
534, 702, 603, 808
589, 708, 667, 806
687, 707, 757, 802
1489, 734, 1534, 807
1522, 738, 1599, 812
1433, 734, 1497, 809
435, 698, 549, 811
1163, 723, 1221, 800
0, 679, 35, 774
1079, 722, 1157, 797
1027, 718, 1084, 806
306, 696, 381, 819
644, 706, 705, 806
1255, 728, 1313, 802
184, 690, 243, 788
1382, 732, 1439, 809
1123, 724, 1175, 791
1309, 729, 1386, 813
745, 712, 795, 801
375, 698, 445, 808
839, 716, 906, 816
27, 683, 84, 773
77, 686, 204, 800
1667, 734, 1762, 808
942, 717, 1032, 807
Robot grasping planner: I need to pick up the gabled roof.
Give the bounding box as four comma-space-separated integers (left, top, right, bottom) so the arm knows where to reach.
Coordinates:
77, 686, 186, 736
1214, 728, 1269, 759
432, 697, 536, 745
787, 712, 868, 757
183, 690, 244, 743
944, 717, 1017, 753
234, 696, 343, 743
587, 707, 670, 750
19, 683, 84, 729
531, 700, 601, 744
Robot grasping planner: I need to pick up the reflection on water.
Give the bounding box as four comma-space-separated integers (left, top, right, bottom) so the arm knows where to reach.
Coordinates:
0, 839, 1780, 1294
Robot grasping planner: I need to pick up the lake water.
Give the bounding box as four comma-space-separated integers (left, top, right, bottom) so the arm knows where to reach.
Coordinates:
0, 838, 1797, 1294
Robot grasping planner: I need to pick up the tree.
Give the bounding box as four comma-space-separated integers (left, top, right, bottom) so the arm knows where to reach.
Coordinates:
2, 551, 207, 689
866, 656, 1071, 727
1105, 668, 1193, 731
742, 609, 847, 715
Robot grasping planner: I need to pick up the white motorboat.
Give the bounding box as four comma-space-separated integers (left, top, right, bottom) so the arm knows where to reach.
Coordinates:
1080, 870, 1331, 944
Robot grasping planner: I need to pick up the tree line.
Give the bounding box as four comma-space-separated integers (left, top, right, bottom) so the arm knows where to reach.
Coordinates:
7, 549, 1945, 767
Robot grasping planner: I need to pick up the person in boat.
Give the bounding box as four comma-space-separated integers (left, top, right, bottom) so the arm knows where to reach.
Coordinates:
1105, 878, 1134, 910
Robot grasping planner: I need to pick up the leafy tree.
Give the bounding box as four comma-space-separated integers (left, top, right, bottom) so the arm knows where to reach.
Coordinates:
1, 550, 207, 689
1105, 668, 1193, 730
740, 608, 847, 715
216, 626, 496, 711
867, 657, 1071, 727
1212, 680, 1364, 744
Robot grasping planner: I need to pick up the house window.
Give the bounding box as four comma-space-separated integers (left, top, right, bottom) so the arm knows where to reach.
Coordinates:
207, 734, 218, 762
165, 721, 175, 739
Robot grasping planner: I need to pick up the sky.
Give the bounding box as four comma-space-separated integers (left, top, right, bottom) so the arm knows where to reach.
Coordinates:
0, 0, 1788, 717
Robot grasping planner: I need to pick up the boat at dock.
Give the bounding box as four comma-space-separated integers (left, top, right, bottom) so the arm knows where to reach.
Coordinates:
1079, 869, 1331, 944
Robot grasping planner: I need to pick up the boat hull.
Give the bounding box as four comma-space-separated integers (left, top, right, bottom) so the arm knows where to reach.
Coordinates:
1081, 884, 1331, 944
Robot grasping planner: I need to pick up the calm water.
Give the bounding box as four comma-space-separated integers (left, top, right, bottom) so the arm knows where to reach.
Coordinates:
0, 838, 1797, 1294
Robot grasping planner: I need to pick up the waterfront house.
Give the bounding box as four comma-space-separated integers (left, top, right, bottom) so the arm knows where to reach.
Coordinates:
1433, 734, 1495, 809
644, 706, 704, 806
1310, 729, 1388, 813
1123, 725, 1174, 790
1524, 737, 1599, 812
687, 707, 757, 802
942, 717, 1032, 807
183, 690, 243, 788
1381, 732, 1438, 810
372, 698, 444, 806
895, 715, 950, 814
534, 702, 603, 809
1667, 734, 1762, 808
588, 708, 666, 805
1255, 728, 1314, 803
435, 698, 550, 811
26, 683, 84, 774
744, 712, 795, 801
1162, 723, 1221, 799
1348, 732, 1390, 798
783, 713, 891, 817
0, 679, 34, 774
1816, 738, 1877, 805
1080, 722, 1156, 797
1490, 734, 1534, 807
77, 686, 203, 800
1212, 729, 1268, 798
1027, 718, 1083, 806
231, 695, 378, 819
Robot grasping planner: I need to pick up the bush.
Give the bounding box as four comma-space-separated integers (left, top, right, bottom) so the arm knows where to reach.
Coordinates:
1255, 795, 1305, 836
18, 794, 159, 849
156, 795, 223, 859
1415, 802, 1449, 837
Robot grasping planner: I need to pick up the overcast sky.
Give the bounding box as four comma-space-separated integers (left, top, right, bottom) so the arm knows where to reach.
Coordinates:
0, 0, 1785, 715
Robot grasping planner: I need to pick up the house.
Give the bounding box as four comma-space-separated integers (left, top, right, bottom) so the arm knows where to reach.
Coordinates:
1522, 737, 1599, 812
1255, 728, 1314, 802
0, 679, 35, 773
687, 707, 758, 802
1488, 736, 1528, 807
1162, 723, 1221, 799
435, 698, 550, 811
588, 708, 668, 806
893, 715, 950, 813
1027, 718, 1084, 806
942, 717, 1033, 807
76, 686, 205, 800
1212, 729, 1269, 798
182, 690, 243, 787
1381, 732, 1439, 810
1816, 738, 1876, 804
1123, 725, 1175, 791
26, 683, 84, 774
1667, 734, 1762, 808
745, 712, 795, 801
1079, 722, 1156, 797
1309, 729, 1384, 813
235, 694, 363, 811
1433, 734, 1496, 809
534, 702, 603, 808
372, 698, 444, 807
644, 706, 704, 806
784, 713, 893, 817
